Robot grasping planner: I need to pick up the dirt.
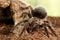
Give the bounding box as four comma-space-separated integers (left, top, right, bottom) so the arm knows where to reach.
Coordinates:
0, 16, 60, 40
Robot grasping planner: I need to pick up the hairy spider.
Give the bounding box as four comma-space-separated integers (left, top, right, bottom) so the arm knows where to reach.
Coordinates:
0, 0, 58, 39
12, 6, 58, 37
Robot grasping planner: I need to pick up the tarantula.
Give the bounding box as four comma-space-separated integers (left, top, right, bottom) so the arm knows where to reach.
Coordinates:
12, 6, 58, 37
0, 0, 58, 38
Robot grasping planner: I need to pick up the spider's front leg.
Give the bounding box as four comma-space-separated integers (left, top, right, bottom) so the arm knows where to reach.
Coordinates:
11, 19, 30, 36
11, 23, 25, 36
44, 26, 49, 37
44, 21, 58, 37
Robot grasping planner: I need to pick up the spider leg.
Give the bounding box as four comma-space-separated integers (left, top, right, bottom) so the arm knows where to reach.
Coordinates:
10, 19, 29, 35
45, 21, 58, 37
19, 27, 25, 36
20, 12, 32, 18
44, 26, 49, 37
47, 24, 58, 37
12, 23, 25, 36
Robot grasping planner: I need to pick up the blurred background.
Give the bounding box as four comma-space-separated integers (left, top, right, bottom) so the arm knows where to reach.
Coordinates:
26, 0, 60, 17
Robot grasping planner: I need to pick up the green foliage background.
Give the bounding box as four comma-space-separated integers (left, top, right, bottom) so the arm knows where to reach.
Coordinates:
26, 0, 60, 16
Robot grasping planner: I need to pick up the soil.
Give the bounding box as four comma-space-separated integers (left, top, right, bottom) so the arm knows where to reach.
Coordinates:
0, 16, 60, 40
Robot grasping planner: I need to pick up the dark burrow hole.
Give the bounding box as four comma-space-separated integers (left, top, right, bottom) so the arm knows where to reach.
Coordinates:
0, 5, 14, 25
